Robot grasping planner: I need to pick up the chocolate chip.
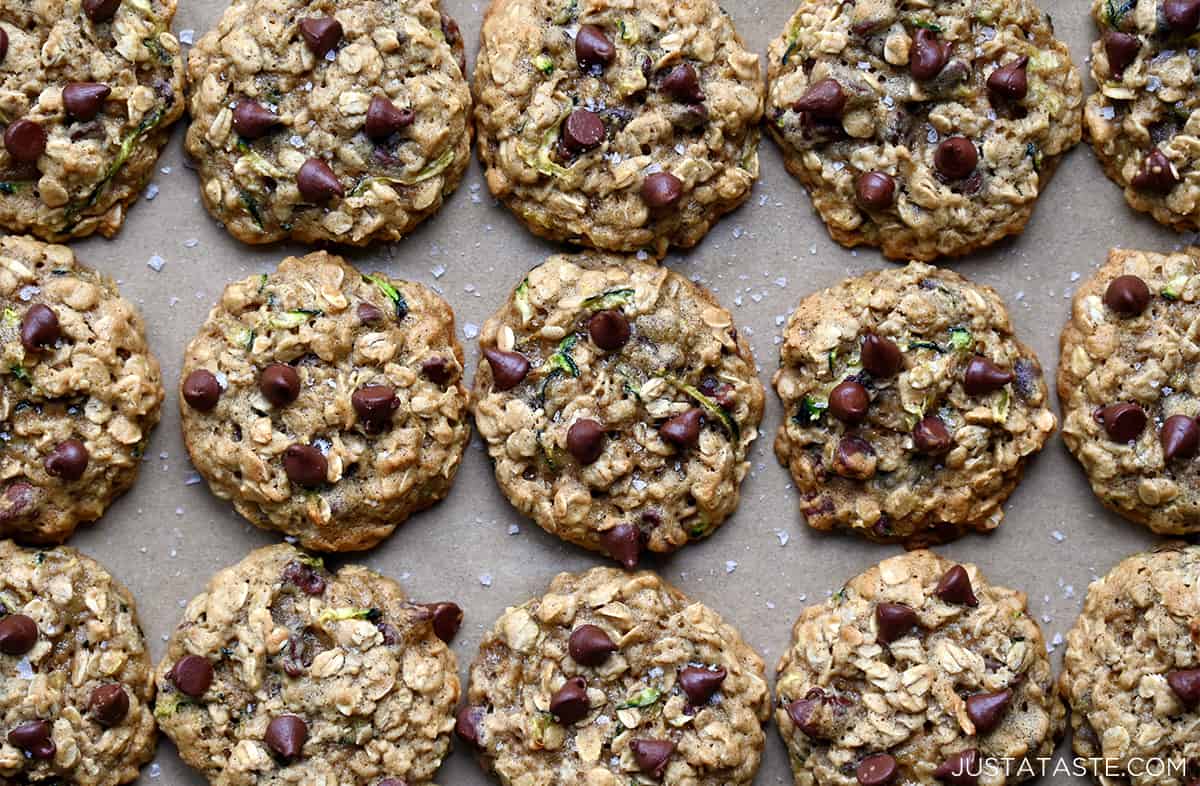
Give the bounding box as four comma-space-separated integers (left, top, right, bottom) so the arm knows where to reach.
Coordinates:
934, 565, 978, 606
588, 309, 630, 350
357, 302, 385, 324
352, 385, 399, 432
568, 624, 617, 666
630, 738, 675, 779
0, 29, 8, 64
642, 172, 683, 210
963, 356, 1012, 396
987, 57, 1029, 102
456, 705, 484, 746
660, 408, 703, 448
232, 99, 279, 139
910, 28, 949, 80
421, 602, 463, 643
0, 614, 38, 655
661, 63, 704, 103
365, 95, 414, 141
89, 684, 129, 727
562, 109, 605, 153
482, 347, 530, 391
550, 676, 590, 724
828, 380, 870, 424
1097, 403, 1147, 443
966, 689, 1012, 734
1168, 668, 1200, 706
7, 720, 55, 759
856, 172, 895, 210
260, 363, 300, 407
45, 439, 88, 481
82, 0, 120, 22
20, 304, 60, 352
282, 561, 326, 595
421, 356, 453, 385
4, 119, 46, 163
787, 696, 824, 738
1161, 415, 1200, 461
1103, 31, 1140, 76
875, 603, 919, 643
1104, 275, 1151, 316
169, 655, 213, 698
283, 444, 327, 487
567, 419, 605, 465
603, 523, 641, 569
834, 435, 876, 479
1165, 0, 1200, 33
63, 83, 111, 122
575, 24, 614, 72
794, 79, 846, 120
1131, 149, 1180, 193
183, 369, 222, 412
861, 333, 903, 377
265, 714, 307, 759
299, 17, 342, 57
856, 753, 898, 786
909, 416, 951, 455
934, 749, 979, 785
679, 665, 726, 705
297, 157, 343, 202
934, 137, 977, 180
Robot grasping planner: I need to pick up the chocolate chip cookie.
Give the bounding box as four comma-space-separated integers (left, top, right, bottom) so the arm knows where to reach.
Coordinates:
471, 252, 764, 568
180, 251, 470, 552
1061, 543, 1200, 786
473, 0, 764, 257
766, 0, 1083, 261
0, 540, 157, 786
186, 0, 471, 245
777, 550, 1064, 786
0, 0, 185, 241
458, 566, 770, 785
0, 235, 164, 544
155, 543, 462, 785
774, 262, 1056, 545
1059, 248, 1200, 534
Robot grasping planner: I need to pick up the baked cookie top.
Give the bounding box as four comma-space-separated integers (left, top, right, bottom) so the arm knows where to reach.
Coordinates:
0, 541, 157, 786
458, 567, 770, 786
0, 235, 163, 544
1059, 247, 1200, 534
471, 252, 763, 568
0, 0, 185, 241
1085, 0, 1200, 231
1060, 543, 1200, 786
773, 262, 1056, 545
776, 550, 1064, 786
185, 0, 471, 246
154, 543, 462, 786
180, 252, 470, 553
765, 0, 1082, 261
473, 0, 764, 257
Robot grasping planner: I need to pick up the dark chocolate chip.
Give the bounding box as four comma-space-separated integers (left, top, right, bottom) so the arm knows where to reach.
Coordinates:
4, 119, 46, 163
934, 565, 978, 607
365, 95, 414, 141
861, 333, 903, 377
987, 57, 1029, 101
82, 0, 121, 22
829, 380, 870, 424
660, 408, 703, 448
0, 28, 8, 64
357, 302, 385, 324
834, 435, 876, 479
642, 172, 683, 210
1103, 31, 1140, 76
588, 309, 630, 350
562, 109, 605, 153
912, 416, 952, 454
421, 602, 463, 643
856, 753, 898, 786
630, 738, 675, 779
934, 137, 978, 180
787, 696, 824, 738
7, 720, 54, 759
20, 304, 59, 351
1103, 275, 1151, 316
934, 749, 980, 785
1165, 0, 1200, 33
966, 689, 1012, 734
575, 24, 615, 71
1131, 149, 1180, 194
549, 676, 590, 724
421, 356, 453, 385
568, 624, 617, 666
567, 419, 605, 465
352, 385, 399, 432
1097, 403, 1146, 443
45, 439, 88, 481
856, 172, 895, 210
963, 356, 1012, 396
1161, 415, 1200, 461
183, 369, 222, 411
299, 17, 343, 57
282, 561, 326, 595
482, 347, 530, 391
910, 28, 949, 80
1168, 668, 1200, 706
661, 63, 704, 103
603, 523, 641, 569
169, 655, 213, 697
283, 444, 327, 487
63, 82, 111, 122
0, 614, 38, 655
232, 99, 279, 139
89, 684, 129, 727
260, 363, 300, 407
456, 705, 484, 746
794, 79, 846, 120
875, 603, 919, 644
265, 714, 307, 759
297, 157, 343, 202
678, 665, 726, 705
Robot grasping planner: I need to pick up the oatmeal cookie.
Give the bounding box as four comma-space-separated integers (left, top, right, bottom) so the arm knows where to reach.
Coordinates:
471, 252, 763, 568
0, 235, 163, 544
0, 0, 184, 241
473, 0, 764, 257
0, 540, 157, 786
1058, 248, 1200, 534
181, 252, 470, 553
155, 543, 462, 786
765, 0, 1083, 261
1060, 543, 1200, 786
186, 0, 471, 246
458, 566, 770, 786
774, 262, 1056, 545
776, 550, 1064, 786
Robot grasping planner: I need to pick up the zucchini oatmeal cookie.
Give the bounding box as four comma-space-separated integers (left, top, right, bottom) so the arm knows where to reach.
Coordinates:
473, 0, 764, 256
765, 0, 1082, 261
456, 566, 770, 786
1060, 543, 1200, 786
186, 0, 471, 245
155, 543, 462, 786
0, 0, 185, 241
0, 235, 163, 545
180, 252, 470, 552
776, 550, 1064, 786
0, 540, 157, 786
471, 252, 764, 569
1059, 247, 1200, 534
774, 262, 1056, 546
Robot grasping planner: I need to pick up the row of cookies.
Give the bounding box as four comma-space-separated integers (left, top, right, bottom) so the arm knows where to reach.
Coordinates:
3, 539, 1194, 785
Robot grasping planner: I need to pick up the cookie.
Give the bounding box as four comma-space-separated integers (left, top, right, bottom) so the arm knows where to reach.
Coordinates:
473, 0, 764, 257
773, 262, 1056, 545
185, 0, 471, 246
180, 251, 470, 552
0, 235, 164, 544
776, 550, 1064, 786
1085, 0, 1200, 232
1060, 543, 1200, 786
458, 566, 770, 785
0, 0, 185, 241
765, 0, 1083, 261
154, 543, 462, 785
0, 540, 157, 786
471, 252, 764, 568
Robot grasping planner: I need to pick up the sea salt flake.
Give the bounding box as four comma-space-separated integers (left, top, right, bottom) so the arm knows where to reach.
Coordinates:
147, 255, 166, 272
